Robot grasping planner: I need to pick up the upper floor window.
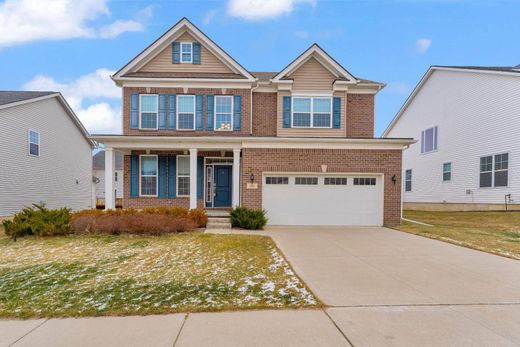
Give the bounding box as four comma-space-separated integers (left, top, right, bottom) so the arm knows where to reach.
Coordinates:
292, 97, 332, 128
405, 169, 412, 192
215, 96, 233, 131
140, 155, 158, 196
443, 162, 452, 182
480, 153, 508, 188
421, 126, 438, 153
28, 130, 40, 156
177, 95, 195, 130
181, 42, 193, 63
139, 94, 158, 129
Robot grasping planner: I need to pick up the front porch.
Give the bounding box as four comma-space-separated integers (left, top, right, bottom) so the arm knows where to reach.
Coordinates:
103, 145, 242, 211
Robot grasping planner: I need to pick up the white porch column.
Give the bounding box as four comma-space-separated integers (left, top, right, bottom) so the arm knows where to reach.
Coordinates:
189, 148, 198, 209
104, 148, 116, 210
232, 149, 241, 208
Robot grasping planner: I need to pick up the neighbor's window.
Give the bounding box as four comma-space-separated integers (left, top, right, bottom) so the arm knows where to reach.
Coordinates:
443, 162, 452, 182
481, 153, 508, 188
421, 126, 438, 153
405, 169, 412, 192
324, 177, 347, 185
139, 94, 158, 129
292, 97, 331, 128
177, 95, 195, 130
28, 130, 40, 156
181, 42, 193, 63
295, 177, 318, 185
215, 95, 233, 131
140, 155, 157, 196
353, 178, 376, 186
177, 156, 191, 196
265, 177, 289, 185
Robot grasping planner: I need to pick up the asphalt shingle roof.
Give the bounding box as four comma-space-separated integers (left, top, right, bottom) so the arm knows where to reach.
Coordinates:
93, 151, 124, 170
433, 65, 520, 74
0, 91, 56, 106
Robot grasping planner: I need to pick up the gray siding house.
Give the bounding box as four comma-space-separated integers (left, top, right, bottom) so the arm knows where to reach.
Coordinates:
0, 91, 94, 217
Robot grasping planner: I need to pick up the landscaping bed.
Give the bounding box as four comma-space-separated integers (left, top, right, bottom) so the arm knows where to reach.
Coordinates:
0, 233, 318, 318
396, 210, 520, 260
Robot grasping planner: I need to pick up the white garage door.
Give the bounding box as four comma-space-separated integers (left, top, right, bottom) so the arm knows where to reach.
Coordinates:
262, 174, 384, 226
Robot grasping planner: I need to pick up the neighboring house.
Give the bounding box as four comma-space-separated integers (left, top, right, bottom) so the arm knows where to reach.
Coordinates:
93, 151, 124, 208
0, 91, 94, 217
384, 65, 520, 211
92, 18, 413, 226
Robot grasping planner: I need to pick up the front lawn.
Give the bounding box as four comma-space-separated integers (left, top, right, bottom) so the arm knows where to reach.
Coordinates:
0, 234, 317, 318
396, 210, 520, 259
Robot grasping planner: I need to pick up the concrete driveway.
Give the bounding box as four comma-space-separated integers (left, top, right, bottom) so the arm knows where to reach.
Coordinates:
268, 226, 520, 346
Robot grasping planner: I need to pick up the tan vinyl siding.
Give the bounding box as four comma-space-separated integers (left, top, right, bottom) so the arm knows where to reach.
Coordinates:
139, 32, 234, 74
288, 57, 336, 91
277, 91, 347, 137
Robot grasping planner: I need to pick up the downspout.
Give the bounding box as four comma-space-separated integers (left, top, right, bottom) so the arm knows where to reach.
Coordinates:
250, 80, 260, 135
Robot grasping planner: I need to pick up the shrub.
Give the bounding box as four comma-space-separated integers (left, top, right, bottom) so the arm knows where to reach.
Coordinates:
70, 207, 206, 235
3, 204, 71, 240
230, 207, 268, 230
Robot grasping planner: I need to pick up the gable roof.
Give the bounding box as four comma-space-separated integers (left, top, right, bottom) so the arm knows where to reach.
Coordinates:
382, 64, 520, 137
113, 17, 255, 82
93, 150, 123, 170
0, 91, 56, 106
271, 44, 379, 85
0, 91, 94, 147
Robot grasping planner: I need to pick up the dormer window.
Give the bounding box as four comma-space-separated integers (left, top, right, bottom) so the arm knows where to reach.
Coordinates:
181, 42, 193, 63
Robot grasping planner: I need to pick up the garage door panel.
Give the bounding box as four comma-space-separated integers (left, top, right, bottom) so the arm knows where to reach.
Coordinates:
263, 175, 383, 226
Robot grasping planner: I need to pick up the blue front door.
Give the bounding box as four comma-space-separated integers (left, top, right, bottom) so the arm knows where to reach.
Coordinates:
214, 165, 232, 207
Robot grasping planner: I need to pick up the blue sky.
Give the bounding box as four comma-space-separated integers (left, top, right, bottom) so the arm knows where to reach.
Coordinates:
1, 0, 519, 135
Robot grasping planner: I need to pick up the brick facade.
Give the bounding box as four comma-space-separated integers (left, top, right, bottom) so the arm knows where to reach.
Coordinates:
252, 92, 277, 136
240, 148, 402, 226
346, 94, 374, 138
123, 87, 251, 136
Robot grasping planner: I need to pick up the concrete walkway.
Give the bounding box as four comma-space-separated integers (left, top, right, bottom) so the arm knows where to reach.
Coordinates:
3, 227, 520, 346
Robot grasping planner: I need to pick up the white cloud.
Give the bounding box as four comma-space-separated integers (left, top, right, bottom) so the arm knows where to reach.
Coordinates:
294, 30, 309, 39
0, 0, 151, 47
23, 69, 122, 134
416, 38, 432, 54
227, 0, 316, 21
203, 9, 217, 25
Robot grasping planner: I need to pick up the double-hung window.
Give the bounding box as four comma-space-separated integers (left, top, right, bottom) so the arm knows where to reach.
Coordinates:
28, 130, 40, 156
292, 97, 332, 128
139, 94, 158, 129
480, 153, 508, 188
405, 169, 412, 192
140, 155, 158, 196
215, 95, 233, 131
443, 162, 452, 182
181, 42, 192, 63
177, 95, 195, 130
177, 156, 190, 196
421, 126, 438, 153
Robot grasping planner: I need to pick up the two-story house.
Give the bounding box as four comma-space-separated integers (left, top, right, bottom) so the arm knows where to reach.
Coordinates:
92, 18, 413, 226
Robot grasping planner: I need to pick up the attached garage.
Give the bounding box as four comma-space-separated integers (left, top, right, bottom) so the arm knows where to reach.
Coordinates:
262, 174, 384, 226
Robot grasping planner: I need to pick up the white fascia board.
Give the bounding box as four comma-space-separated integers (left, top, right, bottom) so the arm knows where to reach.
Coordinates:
272, 44, 357, 83
114, 18, 255, 81
91, 135, 415, 151
116, 78, 254, 89
0, 93, 60, 110
433, 66, 520, 78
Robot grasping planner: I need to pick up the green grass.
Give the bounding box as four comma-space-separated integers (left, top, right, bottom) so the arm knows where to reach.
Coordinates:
0, 234, 318, 318
395, 210, 520, 259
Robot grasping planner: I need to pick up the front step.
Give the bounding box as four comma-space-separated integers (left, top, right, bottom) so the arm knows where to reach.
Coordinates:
205, 210, 231, 230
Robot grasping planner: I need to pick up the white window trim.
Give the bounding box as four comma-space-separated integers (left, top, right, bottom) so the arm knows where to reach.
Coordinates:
405, 169, 412, 192
139, 94, 159, 130
442, 162, 452, 182
479, 152, 510, 189
139, 154, 158, 197
291, 96, 333, 129
421, 126, 438, 154
180, 42, 193, 64
177, 155, 191, 197
28, 129, 40, 157
214, 95, 234, 132
176, 95, 196, 131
